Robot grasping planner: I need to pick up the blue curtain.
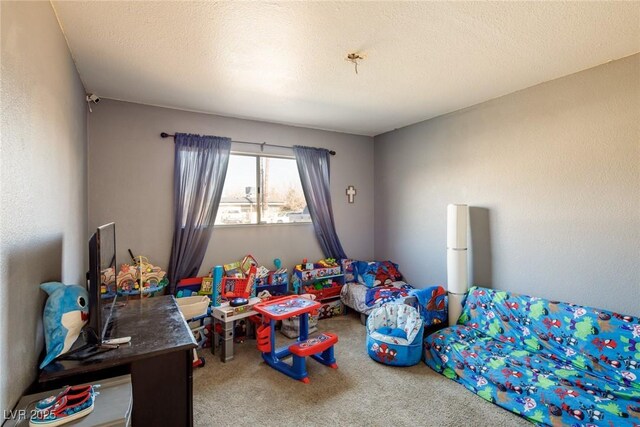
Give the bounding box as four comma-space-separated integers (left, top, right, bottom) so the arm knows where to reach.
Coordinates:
168, 133, 231, 293
293, 145, 347, 259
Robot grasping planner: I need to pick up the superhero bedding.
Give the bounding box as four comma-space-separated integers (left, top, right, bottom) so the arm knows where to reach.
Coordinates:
340, 259, 413, 315
424, 286, 640, 426
340, 281, 413, 315
339, 259, 448, 329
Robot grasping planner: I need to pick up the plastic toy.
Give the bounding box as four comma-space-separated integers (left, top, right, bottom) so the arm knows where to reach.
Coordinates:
199, 277, 213, 295
240, 255, 258, 275
233, 320, 247, 343
230, 297, 248, 307
223, 261, 243, 278
273, 258, 282, 269
116, 255, 168, 297
39, 282, 90, 368
211, 265, 224, 306
253, 295, 339, 383
221, 266, 256, 300
100, 267, 116, 297
317, 258, 338, 268
176, 295, 210, 369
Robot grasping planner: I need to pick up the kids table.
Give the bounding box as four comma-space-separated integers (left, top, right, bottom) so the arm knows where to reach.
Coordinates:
211, 297, 261, 362
253, 295, 338, 383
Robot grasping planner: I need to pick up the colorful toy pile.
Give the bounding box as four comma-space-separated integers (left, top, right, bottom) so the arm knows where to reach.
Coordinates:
113, 255, 168, 297
424, 286, 640, 426
292, 258, 343, 295
211, 255, 288, 306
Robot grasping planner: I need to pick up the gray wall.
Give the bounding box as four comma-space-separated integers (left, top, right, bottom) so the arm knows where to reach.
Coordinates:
374, 54, 640, 316
1, 1, 88, 412
87, 100, 374, 275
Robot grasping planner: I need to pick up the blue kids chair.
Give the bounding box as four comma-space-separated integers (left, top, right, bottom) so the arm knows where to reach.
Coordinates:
366, 304, 424, 366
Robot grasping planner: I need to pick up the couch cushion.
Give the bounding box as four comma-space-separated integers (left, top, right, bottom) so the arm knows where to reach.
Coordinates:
425, 325, 640, 425
459, 287, 640, 387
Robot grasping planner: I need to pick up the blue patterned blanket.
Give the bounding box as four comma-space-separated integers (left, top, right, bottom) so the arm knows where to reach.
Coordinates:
425, 286, 640, 426
364, 284, 413, 308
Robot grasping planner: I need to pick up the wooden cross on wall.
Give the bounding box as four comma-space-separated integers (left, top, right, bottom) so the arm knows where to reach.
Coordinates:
346, 185, 356, 204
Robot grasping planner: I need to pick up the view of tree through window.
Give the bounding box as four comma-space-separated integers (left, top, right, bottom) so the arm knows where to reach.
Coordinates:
215, 154, 311, 225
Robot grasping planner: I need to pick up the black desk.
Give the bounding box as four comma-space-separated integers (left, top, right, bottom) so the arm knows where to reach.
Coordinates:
38, 295, 197, 427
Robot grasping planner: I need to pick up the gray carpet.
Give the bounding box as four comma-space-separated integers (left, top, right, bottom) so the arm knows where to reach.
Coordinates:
193, 313, 531, 426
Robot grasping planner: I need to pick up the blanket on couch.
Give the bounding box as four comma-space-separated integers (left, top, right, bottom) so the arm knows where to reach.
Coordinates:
424, 286, 640, 426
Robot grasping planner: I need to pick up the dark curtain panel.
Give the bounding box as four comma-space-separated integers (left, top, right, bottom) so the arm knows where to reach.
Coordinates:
293, 145, 347, 259
167, 133, 231, 293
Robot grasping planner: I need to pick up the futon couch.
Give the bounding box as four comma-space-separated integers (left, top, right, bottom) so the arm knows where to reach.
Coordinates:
424, 286, 640, 426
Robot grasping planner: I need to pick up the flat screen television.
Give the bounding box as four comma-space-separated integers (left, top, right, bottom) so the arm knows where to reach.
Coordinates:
59, 222, 123, 360
87, 222, 119, 344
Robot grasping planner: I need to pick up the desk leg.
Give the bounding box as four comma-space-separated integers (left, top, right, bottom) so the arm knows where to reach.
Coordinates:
221, 319, 234, 363
211, 319, 218, 356
130, 349, 193, 427
299, 313, 309, 341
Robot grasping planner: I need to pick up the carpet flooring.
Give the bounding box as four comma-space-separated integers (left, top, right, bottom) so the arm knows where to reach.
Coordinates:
193, 313, 531, 426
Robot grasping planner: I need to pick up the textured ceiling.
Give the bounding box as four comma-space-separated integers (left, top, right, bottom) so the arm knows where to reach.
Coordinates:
52, 1, 640, 136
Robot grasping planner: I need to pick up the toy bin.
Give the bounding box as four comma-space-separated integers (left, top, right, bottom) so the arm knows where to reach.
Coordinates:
177, 295, 210, 320
318, 298, 345, 319
280, 314, 319, 338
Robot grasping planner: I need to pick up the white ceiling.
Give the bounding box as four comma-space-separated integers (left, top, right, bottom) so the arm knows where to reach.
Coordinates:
52, 1, 640, 136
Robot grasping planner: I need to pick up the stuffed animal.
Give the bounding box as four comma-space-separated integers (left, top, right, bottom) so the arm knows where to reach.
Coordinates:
39, 282, 89, 368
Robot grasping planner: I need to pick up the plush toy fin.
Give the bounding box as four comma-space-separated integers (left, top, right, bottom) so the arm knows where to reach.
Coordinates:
40, 282, 65, 296
39, 341, 63, 369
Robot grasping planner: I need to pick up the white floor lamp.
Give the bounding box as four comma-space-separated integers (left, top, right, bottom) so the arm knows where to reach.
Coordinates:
447, 204, 469, 326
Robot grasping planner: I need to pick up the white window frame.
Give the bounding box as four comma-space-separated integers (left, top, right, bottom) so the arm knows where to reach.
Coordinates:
215, 152, 311, 227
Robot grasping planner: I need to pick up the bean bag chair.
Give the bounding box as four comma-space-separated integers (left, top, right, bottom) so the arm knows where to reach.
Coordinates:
366, 304, 424, 366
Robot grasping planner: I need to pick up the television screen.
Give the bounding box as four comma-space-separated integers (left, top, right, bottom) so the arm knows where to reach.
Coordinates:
88, 222, 118, 343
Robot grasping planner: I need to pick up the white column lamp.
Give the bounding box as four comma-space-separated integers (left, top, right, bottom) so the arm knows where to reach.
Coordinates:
447, 204, 469, 326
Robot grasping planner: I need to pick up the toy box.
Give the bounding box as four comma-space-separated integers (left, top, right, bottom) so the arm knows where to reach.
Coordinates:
317, 298, 345, 319
270, 270, 289, 286
292, 263, 344, 295
294, 265, 341, 281
302, 282, 342, 300
254, 270, 288, 287
254, 269, 289, 296
256, 283, 288, 297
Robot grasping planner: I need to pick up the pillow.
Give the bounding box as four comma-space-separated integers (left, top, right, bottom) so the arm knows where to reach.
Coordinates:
381, 261, 403, 281
355, 261, 393, 288
354, 260, 405, 288
377, 326, 408, 340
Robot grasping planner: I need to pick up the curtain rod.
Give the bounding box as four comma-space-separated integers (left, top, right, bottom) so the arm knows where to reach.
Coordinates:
160, 132, 336, 155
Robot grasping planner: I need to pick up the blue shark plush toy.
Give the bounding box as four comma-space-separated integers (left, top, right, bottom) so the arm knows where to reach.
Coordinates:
40, 282, 89, 368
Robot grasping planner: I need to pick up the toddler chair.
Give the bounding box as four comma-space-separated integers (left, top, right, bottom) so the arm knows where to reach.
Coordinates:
366, 304, 423, 366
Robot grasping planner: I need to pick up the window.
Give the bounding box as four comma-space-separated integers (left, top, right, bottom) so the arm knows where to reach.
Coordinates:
215, 154, 311, 225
